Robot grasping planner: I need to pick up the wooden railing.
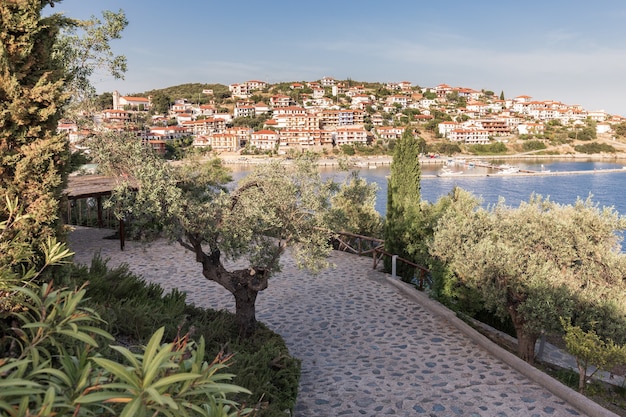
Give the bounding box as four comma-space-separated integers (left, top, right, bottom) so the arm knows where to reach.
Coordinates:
333, 231, 431, 291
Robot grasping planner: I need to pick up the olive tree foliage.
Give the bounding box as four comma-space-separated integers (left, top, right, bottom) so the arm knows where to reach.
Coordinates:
329, 171, 382, 237
430, 192, 626, 363
90, 133, 335, 338
52, 8, 128, 107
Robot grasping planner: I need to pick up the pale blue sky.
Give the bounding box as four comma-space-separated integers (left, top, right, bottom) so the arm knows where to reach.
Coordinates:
50, 0, 626, 115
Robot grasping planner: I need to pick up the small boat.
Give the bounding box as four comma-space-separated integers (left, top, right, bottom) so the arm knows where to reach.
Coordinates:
438, 166, 463, 177
496, 166, 520, 175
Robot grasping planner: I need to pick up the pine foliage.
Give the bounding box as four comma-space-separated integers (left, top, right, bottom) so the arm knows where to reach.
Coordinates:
0, 0, 71, 269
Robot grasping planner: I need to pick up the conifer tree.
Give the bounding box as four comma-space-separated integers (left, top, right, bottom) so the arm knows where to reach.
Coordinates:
0, 0, 71, 271
384, 128, 423, 280
0, 2, 126, 275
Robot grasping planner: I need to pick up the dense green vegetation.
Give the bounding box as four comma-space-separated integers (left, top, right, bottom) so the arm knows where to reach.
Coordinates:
0, 4, 302, 415
66, 257, 300, 415
574, 142, 617, 154
522, 140, 548, 152
431, 193, 626, 363
140, 83, 231, 104
384, 129, 423, 280
468, 141, 507, 154
0, 0, 71, 282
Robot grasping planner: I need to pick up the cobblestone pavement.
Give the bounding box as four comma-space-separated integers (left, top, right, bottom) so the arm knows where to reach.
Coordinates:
68, 226, 598, 417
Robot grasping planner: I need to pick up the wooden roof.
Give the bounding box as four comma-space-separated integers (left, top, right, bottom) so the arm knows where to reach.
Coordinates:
64, 175, 120, 199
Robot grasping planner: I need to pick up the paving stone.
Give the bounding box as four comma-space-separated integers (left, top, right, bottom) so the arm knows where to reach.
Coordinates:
69, 226, 596, 417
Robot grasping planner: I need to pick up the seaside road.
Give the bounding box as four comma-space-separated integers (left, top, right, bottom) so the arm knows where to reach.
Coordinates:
68, 226, 601, 417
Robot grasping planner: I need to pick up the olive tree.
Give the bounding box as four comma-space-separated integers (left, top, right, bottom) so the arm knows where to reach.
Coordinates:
329, 171, 382, 237
431, 192, 626, 363
91, 133, 335, 338
53, 8, 128, 105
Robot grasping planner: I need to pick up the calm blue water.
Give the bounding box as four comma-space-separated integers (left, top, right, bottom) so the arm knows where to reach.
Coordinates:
230, 159, 626, 216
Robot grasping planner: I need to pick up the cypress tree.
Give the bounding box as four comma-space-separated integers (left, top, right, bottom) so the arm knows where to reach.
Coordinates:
384, 128, 422, 280
0, 1, 71, 270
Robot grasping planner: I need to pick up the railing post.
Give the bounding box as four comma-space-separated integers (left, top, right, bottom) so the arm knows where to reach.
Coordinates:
391, 255, 397, 278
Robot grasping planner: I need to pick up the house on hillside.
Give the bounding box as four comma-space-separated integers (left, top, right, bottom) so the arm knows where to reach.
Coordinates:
250, 129, 279, 150
113, 90, 151, 111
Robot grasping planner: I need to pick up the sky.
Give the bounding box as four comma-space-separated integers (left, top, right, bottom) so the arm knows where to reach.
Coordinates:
49, 0, 626, 116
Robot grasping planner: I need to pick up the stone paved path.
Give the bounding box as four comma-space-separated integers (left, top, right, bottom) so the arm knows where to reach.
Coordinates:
68, 226, 598, 417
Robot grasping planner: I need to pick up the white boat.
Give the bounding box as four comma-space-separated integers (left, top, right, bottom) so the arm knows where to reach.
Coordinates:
496, 166, 520, 175
438, 166, 463, 177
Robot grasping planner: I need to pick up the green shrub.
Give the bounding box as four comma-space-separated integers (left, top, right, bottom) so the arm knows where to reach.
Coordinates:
62, 256, 301, 416
574, 142, 616, 154
340, 144, 355, 156
522, 140, 547, 152
1, 282, 252, 417
468, 141, 507, 155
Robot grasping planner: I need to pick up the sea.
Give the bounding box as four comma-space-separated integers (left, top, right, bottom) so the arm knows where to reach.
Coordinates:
229, 158, 626, 217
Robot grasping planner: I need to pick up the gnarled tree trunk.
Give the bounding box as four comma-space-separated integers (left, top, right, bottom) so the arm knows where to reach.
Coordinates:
509, 304, 538, 364
233, 281, 259, 338
181, 234, 269, 338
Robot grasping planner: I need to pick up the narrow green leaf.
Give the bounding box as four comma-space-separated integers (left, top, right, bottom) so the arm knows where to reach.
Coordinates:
142, 343, 178, 388
57, 329, 98, 346
150, 372, 202, 390
109, 345, 141, 369
30, 367, 72, 386
75, 391, 133, 404
92, 357, 139, 388
120, 397, 145, 417
142, 327, 165, 376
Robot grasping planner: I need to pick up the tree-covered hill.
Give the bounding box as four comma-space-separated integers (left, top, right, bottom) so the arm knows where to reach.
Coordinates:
130, 82, 230, 101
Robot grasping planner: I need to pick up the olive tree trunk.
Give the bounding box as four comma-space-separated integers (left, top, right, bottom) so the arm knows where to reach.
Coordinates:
509, 305, 538, 364
182, 235, 268, 338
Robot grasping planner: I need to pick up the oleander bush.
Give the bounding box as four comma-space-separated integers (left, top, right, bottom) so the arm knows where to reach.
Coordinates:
0, 240, 254, 416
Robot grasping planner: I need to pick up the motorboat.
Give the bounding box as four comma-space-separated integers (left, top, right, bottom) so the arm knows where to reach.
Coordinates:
438, 166, 463, 177
496, 166, 520, 175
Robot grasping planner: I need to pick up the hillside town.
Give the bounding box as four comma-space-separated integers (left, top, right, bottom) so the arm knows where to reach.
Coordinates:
58, 77, 626, 156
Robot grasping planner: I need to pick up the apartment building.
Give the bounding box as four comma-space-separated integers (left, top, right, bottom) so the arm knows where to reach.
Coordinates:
447, 128, 490, 144
181, 118, 226, 136
333, 126, 368, 146
250, 129, 279, 150
318, 109, 364, 128
270, 94, 294, 108
279, 128, 321, 148
148, 126, 189, 140
229, 80, 268, 98
375, 126, 405, 140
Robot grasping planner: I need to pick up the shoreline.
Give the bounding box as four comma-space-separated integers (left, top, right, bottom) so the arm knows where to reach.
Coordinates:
214, 152, 626, 167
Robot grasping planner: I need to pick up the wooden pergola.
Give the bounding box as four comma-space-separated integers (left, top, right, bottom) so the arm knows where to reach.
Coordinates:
64, 175, 128, 250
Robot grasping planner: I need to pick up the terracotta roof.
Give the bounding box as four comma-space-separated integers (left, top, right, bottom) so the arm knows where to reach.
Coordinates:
122, 96, 149, 102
